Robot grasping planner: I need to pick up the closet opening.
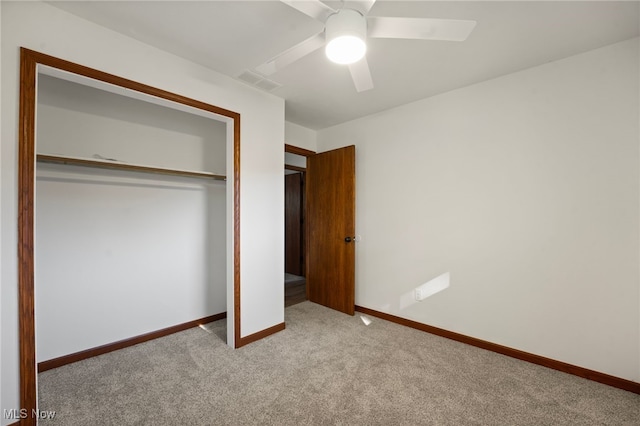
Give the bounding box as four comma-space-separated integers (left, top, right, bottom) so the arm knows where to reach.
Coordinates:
18, 48, 241, 421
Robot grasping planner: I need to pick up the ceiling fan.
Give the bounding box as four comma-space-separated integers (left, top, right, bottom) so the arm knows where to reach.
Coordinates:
254, 0, 477, 92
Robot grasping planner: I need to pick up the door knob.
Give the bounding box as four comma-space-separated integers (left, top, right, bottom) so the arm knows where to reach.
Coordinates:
345, 236, 353, 243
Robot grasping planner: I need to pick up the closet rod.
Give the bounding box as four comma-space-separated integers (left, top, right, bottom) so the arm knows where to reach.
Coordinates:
36, 154, 226, 181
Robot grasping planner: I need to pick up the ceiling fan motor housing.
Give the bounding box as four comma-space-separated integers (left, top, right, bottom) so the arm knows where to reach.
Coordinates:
325, 9, 367, 64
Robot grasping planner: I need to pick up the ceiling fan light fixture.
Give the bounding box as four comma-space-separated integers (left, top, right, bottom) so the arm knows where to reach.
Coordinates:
326, 35, 366, 64
325, 9, 367, 65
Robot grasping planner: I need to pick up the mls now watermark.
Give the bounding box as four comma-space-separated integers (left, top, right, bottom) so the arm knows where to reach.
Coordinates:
4, 408, 56, 420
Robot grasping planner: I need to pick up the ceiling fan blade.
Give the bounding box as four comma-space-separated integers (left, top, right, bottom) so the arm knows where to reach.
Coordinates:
368, 17, 477, 41
349, 0, 377, 15
255, 32, 325, 76
280, 0, 336, 22
348, 56, 374, 92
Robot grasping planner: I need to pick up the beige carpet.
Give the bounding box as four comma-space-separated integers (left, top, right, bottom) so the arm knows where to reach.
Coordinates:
38, 301, 639, 425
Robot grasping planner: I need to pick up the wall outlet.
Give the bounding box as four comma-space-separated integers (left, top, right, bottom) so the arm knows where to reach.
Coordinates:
414, 288, 423, 301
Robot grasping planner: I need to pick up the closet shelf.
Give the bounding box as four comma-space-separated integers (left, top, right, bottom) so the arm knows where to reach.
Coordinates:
36, 154, 226, 181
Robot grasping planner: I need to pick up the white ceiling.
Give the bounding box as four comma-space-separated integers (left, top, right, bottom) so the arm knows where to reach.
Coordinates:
48, 1, 639, 130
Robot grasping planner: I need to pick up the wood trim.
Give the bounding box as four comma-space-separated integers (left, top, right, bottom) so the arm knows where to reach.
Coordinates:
234, 116, 241, 348
285, 164, 306, 173
38, 313, 226, 372
285, 144, 316, 157
18, 47, 242, 422
18, 47, 38, 426
236, 322, 286, 348
355, 306, 640, 395
31, 50, 239, 118
37, 154, 226, 181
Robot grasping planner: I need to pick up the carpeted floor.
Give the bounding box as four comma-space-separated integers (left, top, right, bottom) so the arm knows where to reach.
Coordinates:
38, 302, 639, 425
284, 273, 304, 284
285, 273, 307, 307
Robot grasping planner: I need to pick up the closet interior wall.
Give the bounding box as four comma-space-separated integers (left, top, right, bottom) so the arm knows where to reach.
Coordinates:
35, 74, 227, 363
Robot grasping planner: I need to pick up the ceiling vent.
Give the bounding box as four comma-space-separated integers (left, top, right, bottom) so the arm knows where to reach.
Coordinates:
237, 70, 282, 92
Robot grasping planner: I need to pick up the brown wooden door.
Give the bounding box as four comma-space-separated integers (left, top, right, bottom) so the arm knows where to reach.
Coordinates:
285, 172, 304, 275
306, 145, 355, 315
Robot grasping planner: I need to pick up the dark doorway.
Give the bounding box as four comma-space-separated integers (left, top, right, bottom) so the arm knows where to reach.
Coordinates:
283, 144, 356, 314
285, 170, 306, 307
285, 172, 304, 276
284, 144, 314, 308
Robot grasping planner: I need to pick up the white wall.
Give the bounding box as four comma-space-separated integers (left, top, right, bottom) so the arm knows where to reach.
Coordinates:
285, 153, 306, 169
285, 121, 317, 152
37, 74, 227, 174
35, 74, 227, 362
35, 167, 227, 362
284, 121, 316, 169
317, 38, 640, 382
0, 1, 3, 413
1, 1, 284, 421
